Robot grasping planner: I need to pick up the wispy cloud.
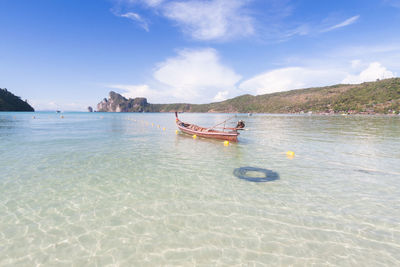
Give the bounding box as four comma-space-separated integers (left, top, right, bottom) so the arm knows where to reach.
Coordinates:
321, 15, 360, 32
142, 0, 164, 7
162, 0, 254, 41
118, 12, 149, 31
383, 0, 400, 8
112, 0, 261, 41
114, 0, 164, 8
114, 1, 362, 42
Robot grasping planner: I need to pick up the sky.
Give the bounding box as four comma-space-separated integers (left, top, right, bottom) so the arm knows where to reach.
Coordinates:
1, 0, 400, 111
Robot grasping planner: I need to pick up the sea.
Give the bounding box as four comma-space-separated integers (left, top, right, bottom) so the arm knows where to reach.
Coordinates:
0, 112, 399, 266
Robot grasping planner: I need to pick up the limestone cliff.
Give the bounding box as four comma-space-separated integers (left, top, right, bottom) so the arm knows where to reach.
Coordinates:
97, 91, 150, 112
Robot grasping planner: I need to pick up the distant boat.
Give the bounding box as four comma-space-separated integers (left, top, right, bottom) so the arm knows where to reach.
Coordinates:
56, 110, 61, 113
175, 112, 245, 142
248, 113, 253, 116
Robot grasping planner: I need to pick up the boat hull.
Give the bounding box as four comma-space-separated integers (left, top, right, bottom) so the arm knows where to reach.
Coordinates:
177, 124, 239, 142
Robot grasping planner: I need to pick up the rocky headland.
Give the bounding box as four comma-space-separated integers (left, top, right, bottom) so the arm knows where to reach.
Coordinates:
97, 91, 151, 112
0, 88, 34, 112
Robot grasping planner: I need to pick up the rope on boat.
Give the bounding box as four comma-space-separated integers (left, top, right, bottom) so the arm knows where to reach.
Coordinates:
233, 167, 280, 182
206, 115, 237, 131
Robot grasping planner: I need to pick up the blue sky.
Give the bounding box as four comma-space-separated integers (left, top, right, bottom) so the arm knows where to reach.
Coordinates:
1, 0, 400, 110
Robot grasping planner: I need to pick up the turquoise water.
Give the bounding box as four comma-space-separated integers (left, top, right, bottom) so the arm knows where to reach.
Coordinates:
1, 112, 400, 266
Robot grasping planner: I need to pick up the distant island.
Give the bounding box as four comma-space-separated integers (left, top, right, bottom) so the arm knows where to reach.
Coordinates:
97, 78, 400, 114
0, 88, 34, 112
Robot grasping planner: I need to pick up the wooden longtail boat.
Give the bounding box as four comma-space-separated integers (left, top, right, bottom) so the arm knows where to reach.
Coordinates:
175, 112, 245, 142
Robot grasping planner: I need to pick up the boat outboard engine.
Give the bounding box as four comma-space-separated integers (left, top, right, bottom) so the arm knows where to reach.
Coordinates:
236, 120, 245, 129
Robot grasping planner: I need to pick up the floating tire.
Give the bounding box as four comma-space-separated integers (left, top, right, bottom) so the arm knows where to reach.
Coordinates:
233, 167, 279, 182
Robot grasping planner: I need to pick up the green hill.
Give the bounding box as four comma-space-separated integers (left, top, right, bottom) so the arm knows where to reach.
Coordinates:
159, 78, 400, 114
98, 78, 400, 114
0, 88, 34, 112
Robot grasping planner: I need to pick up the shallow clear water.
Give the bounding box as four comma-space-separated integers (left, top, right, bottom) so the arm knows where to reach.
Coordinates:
1, 112, 400, 266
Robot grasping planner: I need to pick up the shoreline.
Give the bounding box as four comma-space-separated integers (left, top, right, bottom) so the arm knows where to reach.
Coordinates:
7, 111, 398, 116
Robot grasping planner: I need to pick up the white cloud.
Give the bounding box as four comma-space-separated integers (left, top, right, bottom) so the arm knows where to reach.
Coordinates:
109, 84, 162, 99
342, 62, 395, 84
213, 90, 229, 102
239, 67, 345, 95
153, 48, 241, 102
119, 12, 149, 31
239, 61, 396, 95
116, 0, 164, 7
142, 0, 164, 7
160, 0, 254, 40
109, 52, 398, 104
113, 0, 254, 40
107, 48, 241, 103
116, 1, 365, 42
322, 15, 360, 32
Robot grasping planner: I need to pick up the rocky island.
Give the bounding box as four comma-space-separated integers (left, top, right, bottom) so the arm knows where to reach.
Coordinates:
97, 91, 152, 112
0, 88, 34, 112
97, 78, 400, 114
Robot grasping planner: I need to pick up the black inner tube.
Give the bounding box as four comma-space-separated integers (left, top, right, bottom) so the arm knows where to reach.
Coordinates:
233, 167, 279, 182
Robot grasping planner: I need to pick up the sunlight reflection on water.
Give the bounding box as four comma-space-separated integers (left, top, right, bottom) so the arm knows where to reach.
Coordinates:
0, 112, 399, 265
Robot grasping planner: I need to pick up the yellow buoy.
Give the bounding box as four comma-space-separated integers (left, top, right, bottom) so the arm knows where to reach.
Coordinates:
286, 151, 295, 158
192, 134, 197, 139
162, 127, 166, 131
224, 141, 229, 146
175, 130, 179, 134
152, 123, 154, 126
